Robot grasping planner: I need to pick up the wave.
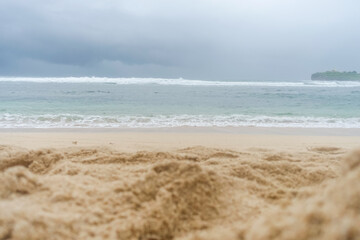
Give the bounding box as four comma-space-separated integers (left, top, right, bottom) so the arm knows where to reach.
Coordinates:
1, 77, 360, 87
1, 114, 359, 128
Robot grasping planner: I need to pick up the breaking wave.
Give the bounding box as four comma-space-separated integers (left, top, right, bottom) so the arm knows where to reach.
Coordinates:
1, 77, 360, 87
1, 114, 359, 128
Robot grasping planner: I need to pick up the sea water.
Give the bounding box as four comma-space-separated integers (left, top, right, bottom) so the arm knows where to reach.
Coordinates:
0, 77, 359, 128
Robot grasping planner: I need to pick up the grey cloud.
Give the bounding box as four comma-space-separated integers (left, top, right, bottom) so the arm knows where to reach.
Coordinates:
0, 0, 359, 80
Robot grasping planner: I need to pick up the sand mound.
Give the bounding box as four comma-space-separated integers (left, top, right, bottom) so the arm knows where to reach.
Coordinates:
0, 147, 229, 240
117, 161, 225, 240
0, 145, 359, 240
0, 166, 40, 198
241, 150, 360, 240
182, 149, 360, 240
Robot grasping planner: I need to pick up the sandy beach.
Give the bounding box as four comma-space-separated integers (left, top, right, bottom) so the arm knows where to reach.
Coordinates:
1, 128, 360, 239
2, 0, 360, 239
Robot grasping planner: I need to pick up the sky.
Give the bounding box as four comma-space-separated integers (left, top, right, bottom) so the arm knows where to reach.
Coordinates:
0, 0, 359, 81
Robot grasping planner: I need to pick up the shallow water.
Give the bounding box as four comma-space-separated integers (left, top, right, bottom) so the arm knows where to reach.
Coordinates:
0, 77, 359, 128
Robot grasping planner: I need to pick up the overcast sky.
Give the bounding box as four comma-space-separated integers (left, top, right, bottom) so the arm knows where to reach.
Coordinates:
0, 0, 359, 80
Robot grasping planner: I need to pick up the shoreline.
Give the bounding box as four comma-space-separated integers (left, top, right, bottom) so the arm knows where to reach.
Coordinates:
1, 128, 359, 151
0, 126, 360, 136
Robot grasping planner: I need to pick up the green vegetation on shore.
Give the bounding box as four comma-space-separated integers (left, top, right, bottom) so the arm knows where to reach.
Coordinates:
311, 70, 360, 80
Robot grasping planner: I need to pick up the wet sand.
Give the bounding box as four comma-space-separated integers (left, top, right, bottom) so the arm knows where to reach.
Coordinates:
0, 128, 359, 239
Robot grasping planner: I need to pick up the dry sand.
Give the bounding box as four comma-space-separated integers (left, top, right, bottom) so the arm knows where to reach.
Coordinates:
0, 129, 360, 240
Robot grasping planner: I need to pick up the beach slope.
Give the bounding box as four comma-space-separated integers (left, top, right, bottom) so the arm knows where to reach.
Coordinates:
0, 131, 359, 240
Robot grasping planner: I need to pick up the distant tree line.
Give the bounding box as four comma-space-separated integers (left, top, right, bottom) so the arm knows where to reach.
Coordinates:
311, 70, 360, 80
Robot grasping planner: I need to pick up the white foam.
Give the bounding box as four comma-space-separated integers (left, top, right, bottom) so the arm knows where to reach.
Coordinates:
0, 114, 359, 128
1, 77, 360, 87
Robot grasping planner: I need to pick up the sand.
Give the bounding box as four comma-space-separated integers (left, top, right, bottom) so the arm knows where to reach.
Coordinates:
0, 129, 360, 240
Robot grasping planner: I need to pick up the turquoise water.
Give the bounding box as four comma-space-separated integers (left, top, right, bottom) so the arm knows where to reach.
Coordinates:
0, 77, 360, 128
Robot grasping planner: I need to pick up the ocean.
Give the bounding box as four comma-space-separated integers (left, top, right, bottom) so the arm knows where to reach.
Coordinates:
0, 77, 360, 128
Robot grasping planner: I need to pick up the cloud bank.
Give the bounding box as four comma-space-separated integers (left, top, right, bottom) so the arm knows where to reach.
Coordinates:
0, 0, 359, 80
